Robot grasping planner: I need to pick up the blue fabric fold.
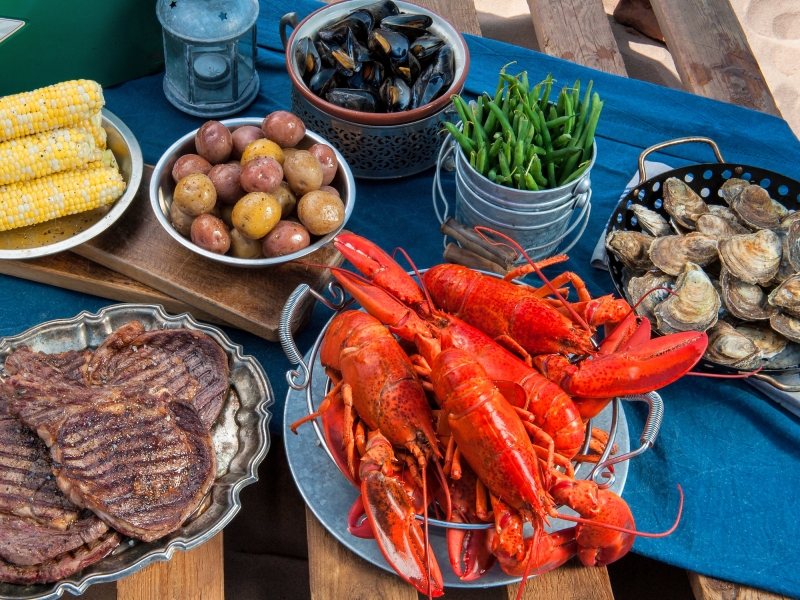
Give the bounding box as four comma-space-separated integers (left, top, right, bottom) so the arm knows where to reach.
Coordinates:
2, 0, 800, 594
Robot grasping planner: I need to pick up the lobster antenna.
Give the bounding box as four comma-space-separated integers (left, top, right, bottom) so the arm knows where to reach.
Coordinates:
554, 485, 684, 538
687, 366, 762, 379
392, 247, 436, 311
515, 522, 543, 600
473, 227, 594, 336
423, 465, 432, 600
601, 285, 679, 344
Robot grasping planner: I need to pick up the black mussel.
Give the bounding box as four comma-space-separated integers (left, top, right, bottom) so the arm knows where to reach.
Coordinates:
309, 68, 341, 97
315, 39, 336, 69
319, 16, 369, 45
295, 37, 321, 80
361, 1, 399, 24
380, 76, 411, 112
347, 9, 375, 33
326, 88, 380, 112
347, 60, 385, 92
394, 51, 420, 85
411, 44, 454, 108
379, 14, 433, 40
330, 28, 362, 77
368, 28, 409, 64
409, 35, 444, 64
355, 41, 371, 64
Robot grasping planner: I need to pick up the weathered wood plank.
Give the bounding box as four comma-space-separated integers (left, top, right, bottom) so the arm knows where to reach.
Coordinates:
688, 572, 793, 600
306, 508, 417, 600
649, 0, 779, 115
412, 0, 482, 36
525, 0, 627, 76
116, 532, 224, 600
505, 560, 615, 600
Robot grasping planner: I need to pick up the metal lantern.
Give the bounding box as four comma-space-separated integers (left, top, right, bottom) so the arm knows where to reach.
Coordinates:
156, 0, 260, 117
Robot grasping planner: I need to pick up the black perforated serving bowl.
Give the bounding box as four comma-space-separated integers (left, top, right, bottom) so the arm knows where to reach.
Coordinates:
605, 137, 800, 383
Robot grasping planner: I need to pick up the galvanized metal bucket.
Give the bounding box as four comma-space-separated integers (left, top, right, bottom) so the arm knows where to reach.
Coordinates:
433, 133, 594, 261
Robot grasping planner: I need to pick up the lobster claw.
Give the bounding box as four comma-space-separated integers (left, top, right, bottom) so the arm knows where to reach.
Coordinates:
447, 525, 495, 581
360, 433, 444, 597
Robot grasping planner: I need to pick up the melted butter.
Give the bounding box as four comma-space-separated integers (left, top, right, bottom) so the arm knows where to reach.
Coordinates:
0, 206, 112, 250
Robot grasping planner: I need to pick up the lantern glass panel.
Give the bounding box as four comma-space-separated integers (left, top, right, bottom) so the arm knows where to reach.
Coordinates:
164, 30, 190, 99
236, 27, 256, 97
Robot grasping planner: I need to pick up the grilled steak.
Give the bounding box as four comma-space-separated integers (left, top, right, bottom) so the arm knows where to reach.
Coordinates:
0, 530, 121, 585
3, 347, 91, 386
87, 322, 229, 428
5, 377, 217, 542
0, 512, 108, 566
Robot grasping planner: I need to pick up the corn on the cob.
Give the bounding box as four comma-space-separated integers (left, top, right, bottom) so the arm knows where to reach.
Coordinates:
0, 80, 104, 143
76, 112, 106, 149
0, 127, 101, 186
0, 166, 125, 232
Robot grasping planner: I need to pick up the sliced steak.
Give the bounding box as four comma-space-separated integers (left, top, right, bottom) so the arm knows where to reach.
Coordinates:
87, 323, 229, 428
0, 512, 108, 566
5, 378, 217, 542
0, 530, 121, 585
3, 347, 92, 385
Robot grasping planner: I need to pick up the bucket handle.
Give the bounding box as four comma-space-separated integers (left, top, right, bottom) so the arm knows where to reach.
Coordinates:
638, 137, 724, 183
433, 132, 592, 258
279, 12, 299, 50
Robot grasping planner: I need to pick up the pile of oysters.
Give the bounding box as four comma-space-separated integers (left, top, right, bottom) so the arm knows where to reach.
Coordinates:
606, 176, 800, 371
294, 1, 455, 113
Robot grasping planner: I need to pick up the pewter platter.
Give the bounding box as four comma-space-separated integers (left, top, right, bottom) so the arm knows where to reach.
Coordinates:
0, 304, 272, 599
0, 109, 143, 260
284, 345, 630, 588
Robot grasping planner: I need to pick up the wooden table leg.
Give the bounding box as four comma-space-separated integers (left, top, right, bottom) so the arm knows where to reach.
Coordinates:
306, 507, 417, 600
116, 532, 224, 600
504, 559, 615, 600
688, 572, 793, 600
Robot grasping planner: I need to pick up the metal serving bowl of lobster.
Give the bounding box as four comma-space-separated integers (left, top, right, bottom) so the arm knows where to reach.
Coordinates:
604, 137, 800, 390
280, 232, 702, 594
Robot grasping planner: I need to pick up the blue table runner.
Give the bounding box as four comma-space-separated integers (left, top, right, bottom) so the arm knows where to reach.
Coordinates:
2, 0, 799, 594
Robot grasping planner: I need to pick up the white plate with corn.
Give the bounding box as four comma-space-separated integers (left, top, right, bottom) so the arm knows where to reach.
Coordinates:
0, 80, 142, 259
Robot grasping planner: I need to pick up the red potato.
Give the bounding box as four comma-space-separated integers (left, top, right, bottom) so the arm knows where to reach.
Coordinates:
318, 185, 340, 198
172, 154, 212, 183
170, 202, 194, 237
195, 120, 233, 164
262, 221, 311, 257
208, 163, 244, 205
308, 144, 338, 185
231, 125, 266, 160
240, 156, 283, 194
262, 111, 306, 148
191, 214, 231, 254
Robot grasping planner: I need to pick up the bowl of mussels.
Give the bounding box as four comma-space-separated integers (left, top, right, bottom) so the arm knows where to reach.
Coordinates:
280, 0, 469, 125
604, 137, 800, 382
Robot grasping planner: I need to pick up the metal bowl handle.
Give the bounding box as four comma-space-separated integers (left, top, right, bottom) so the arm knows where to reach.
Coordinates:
280, 284, 312, 391
591, 392, 664, 488
279, 12, 299, 50
638, 137, 725, 183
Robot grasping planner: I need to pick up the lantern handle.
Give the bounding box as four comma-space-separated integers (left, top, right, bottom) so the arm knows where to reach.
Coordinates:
280, 13, 299, 50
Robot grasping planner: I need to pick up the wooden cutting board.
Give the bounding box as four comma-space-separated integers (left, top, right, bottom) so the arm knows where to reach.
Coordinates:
0, 165, 343, 340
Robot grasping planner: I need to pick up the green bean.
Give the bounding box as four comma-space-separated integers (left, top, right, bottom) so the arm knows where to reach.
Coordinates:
513, 136, 525, 169
531, 155, 548, 187
581, 95, 603, 163
556, 88, 566, 115
517, 116, 529, 146
541, 146, 582, 163
488, 136, 504, 159
528, 83, 541, 109
546, 114, 576, 129
562, 161, 590, 185
537, 109, 557, 187
548, 105, 558, 122
487, 100, 516, 144
488, 168, 497, 182
475, 95, 484, 126
572, 80, 593, 144
476, 147, 487, 174
525, 173, 538, 191
452, 95, 472, 127
504, 137, 512, 164
553, 133, 571, 148
539, 74, 553, 112
443, 122, 476, 153
501, 90, 511, 119
521, 103, 538, 129
498, 150, 511, 177
571, 80, 580, 113
535, 133, 543, 146
483, 91, 500, 135
526, 145, 535, 164
512, 111, 520, 135
469, 151, 476, 169
520, 71, 529, 98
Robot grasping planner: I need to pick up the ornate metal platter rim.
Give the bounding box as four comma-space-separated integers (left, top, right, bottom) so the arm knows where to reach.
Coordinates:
0, 304, 273, 600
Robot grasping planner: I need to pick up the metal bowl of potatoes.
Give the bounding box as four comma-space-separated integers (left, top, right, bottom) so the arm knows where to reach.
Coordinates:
149, 117, 356, 267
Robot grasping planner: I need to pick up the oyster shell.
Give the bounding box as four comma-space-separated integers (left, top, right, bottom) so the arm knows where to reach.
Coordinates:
731, 185, 781, 230
780, 211, 800, 228
770, 313, 800, 344
627, 270, 674, 322
663, 177, 709, 229
669, 217, 692, 236
719, 267, 776, 321
768, 273, 800, 318
704, 322, 762, 369
760, 341, 800, 370
648, 233, 719, 276
772, 225, 797, 284
605, 230, 654, 270
654, 262, 720, 334
787, 219, 800, 272
719, 178, 749, 205
717, 229, 782, 285
695, 213, 749, 240
631, 204, 671, 237
737, 323, 788, 358
707, 204, 741, 224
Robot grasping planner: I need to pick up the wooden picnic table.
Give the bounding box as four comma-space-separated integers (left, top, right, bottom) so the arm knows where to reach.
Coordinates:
117, 0, 790, 599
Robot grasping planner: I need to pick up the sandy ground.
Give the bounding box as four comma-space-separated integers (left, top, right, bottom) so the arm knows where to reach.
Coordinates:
474, 0, 800, 139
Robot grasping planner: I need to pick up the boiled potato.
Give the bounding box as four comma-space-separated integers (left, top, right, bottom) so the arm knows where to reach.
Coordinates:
308, 144, 338, 185
284, 150, 323, 196
172, 154, 212, 183
195, 120, 233, 164
219, 204, 234, 228
191, 214, 231, 254
208, 163, 244, 204
261, 111, 306, 148
273, 181, 297, 216
318, 185, 340, 198
174, 173, 216, 217
231, 125, 265, 160
241, 138, 284, 166
230, 228, 264, 259
232, 192, 282, 239
262, 221, 311, 257
170, 201, 194, 237
297, 190, 345, 236
240, 156, 283, 194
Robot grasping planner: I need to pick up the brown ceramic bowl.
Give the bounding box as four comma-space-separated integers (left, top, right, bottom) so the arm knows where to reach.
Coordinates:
282, 0, 470, 126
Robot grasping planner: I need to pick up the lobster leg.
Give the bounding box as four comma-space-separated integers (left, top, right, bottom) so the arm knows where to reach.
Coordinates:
360, 433, 444, 596
446, 464, 496, 581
